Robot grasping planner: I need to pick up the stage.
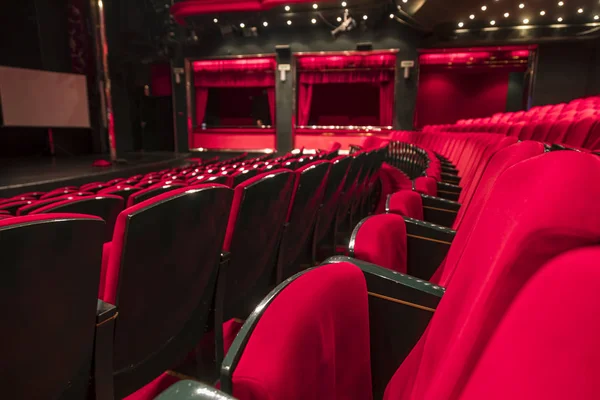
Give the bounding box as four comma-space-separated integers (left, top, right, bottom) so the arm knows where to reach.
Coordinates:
0, 152, 191, 198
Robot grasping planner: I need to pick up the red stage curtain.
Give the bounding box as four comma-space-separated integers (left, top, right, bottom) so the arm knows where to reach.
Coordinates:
298, 83, 313, 126
194, 58, 275, 87
297, 53, 396, 126
379, 81, 394, 126
267, 87, 275, 125
195, 88, 209, 125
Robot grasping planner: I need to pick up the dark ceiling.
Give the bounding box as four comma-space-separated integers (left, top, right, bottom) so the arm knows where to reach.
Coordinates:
410, 0, 600, 30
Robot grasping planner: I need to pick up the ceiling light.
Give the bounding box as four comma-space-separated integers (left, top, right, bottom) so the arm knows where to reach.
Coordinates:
284, 5, 290, 11
558, 1, 564, 6
287, 20, 292, 25
470, 14, 475, 19
595, 15, 599, 20
458, 21, 464, 27
519, 3, 525, 9
363, 15, 368, 20
389, 14, 395, 19
337, 16, 342, 22
213, 18, 218, 23
504, 12, 510, 17
522, 18, 529, 24
490, 20, 496, 25
312, 3, 318, 9
263, 21, 268, 27
240, 22, 245, 28
577, 8, 583, 13
540, 10, 545, 15
557, 16, 563, 21
402, 0, 408, 3
341, 1, 347, 6
311, 18, 317, 23
481, 5, 487, 11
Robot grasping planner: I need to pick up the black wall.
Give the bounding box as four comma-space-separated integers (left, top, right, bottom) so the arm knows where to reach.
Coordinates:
185, 21, 423, 130
531, 39, 600, 106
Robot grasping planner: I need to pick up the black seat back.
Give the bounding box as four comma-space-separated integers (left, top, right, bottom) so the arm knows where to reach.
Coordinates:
107, 186, 233, 398
0, 215, 104, 400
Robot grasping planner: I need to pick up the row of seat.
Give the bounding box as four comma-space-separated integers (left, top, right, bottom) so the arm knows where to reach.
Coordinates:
157, 137, 600, 399
2, 142, 395, 400
423, 95, 600, 150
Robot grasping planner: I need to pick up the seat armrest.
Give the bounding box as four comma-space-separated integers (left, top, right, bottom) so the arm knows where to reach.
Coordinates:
441, 172, 460, 185
323, 256, 444, 399
155, 380, 236, 400
420, 194, 460, 227
404, 217, 456, 280
95, 300, 117, 400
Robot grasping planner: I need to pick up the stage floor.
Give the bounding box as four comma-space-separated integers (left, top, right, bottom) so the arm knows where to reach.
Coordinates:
0, 152, 190, 198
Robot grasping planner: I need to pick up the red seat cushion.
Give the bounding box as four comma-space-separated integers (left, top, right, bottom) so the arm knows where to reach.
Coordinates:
233, 262, 372, 400
386, 190, 424, 220
351, 214, 408, 273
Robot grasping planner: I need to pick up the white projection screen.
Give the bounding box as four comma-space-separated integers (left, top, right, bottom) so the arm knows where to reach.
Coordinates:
0, 66, 90, 128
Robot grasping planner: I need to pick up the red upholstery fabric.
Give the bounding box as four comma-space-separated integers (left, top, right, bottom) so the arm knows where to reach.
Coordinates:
127, 183, 186, 207
431, 141, 545, 286
0, 213, 103, 228
413, 177, 437, 197
222, 169, 292, 252
377, 163, 413, 214
386, 190, 424, 220
223, 319, 244, 355
99, 242, 112, 297
384, 151, 600, 400
351, 214, 407, 273
232, 262, 372, 400
124, 372, 180, 400
458, 247, 600, 400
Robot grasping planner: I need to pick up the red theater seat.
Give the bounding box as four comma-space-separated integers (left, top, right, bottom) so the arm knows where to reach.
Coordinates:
31, 195, 124, 241
127, 183, 186, 207
99, 185, 233, 399
98, 185, 141, 204
458, 247, 600, 400
220, 169, 295, 325
385, 190, 424, 220
0, 214, 105, 400
277, 160, 331, 281
220, 262, 372, 400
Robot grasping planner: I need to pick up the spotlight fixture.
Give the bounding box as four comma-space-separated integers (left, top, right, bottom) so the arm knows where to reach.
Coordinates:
577, 8, 583, 13
595, 15, 599, 20
313, 3, 318, 9
504, 12, 510, 17
402, 0, 408, 3
213, 18, 218, 23
263, 21, 268, 27
558, 1, 564, 6
284, 5, 290, 11
557, 16, 563, 21
481, 5, 487, 11
240, 22, 245, 28
458, 21, 464, 27
540, 10, 545, 15
311, 18, 317, 23
287, 20, 292, 25
523, 18, 529, 23
341, 1, 347, 6
337, 16, 342, 22
519, 3, 525, 9
389, 14, 394, 19
470, 14, 475, 19
490, 20, 496, 25
363, 15, 368, 20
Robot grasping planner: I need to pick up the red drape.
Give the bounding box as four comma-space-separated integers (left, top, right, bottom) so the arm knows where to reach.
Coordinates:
194, 58, 275, 87
267, 87, 275, 125
379, 81, 394, 126
195, 88, 209, 126
298, 83, 313, 126
296, 53, 396, 126
193, 57, 276, 127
